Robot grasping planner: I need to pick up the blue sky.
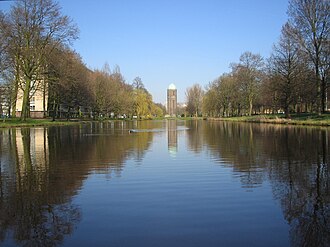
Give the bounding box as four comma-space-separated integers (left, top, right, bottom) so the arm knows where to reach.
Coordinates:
1, 0, 288, 103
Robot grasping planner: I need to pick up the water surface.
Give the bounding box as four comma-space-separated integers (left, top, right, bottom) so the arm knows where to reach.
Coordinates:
0, 120, 329, 247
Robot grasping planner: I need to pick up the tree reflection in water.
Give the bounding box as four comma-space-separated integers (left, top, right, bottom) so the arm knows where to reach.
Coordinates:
0, 120, 328, 246
267, 127, 329, 247
200, 121, 329, 247
0, 122, 154, 246
0, 128, 81, 247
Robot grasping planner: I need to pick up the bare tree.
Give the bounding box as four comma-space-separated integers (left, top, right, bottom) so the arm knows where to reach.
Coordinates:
269, 23, 307, 118
203, 81, 221, 117
47, 47, 91, 120
232, 52, 264, 116
132, 76, 145, 90
288, 0, 330, 113
4, 0, 78, 120
0, 11, 7, 75
89, 65, 136, 119
186, 83, 204, 117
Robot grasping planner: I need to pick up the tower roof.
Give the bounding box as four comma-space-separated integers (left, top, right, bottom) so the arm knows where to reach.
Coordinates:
168, 83, 176, 90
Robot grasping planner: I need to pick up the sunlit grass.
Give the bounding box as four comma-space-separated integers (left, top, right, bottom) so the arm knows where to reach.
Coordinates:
210, 113, 330, 126
2, 114, 330, 128
0, 118, 80, 128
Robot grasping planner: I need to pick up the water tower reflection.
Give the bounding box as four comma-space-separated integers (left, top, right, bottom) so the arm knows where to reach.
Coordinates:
167, 120, 178, 157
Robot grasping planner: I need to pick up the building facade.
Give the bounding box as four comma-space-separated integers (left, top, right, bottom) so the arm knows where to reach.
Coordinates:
15, 86, 48, 118
167, 83, 177, 117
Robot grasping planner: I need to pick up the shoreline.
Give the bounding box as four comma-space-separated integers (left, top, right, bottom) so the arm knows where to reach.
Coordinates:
207, 114, 330, 127
1, 114, 330, 128
0, 118, 85, 128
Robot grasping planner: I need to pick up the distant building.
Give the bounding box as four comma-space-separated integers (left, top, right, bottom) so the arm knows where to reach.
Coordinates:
0, 85, 10, 116
167, 83, 177, 117
15, 85, 48, 118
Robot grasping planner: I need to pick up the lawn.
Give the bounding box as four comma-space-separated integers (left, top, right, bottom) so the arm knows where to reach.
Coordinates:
0, 118, 80, 128
209, 113, 330, 127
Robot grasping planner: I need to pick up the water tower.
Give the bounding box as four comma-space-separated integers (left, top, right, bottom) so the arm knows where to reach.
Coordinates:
167, 84, 177, 117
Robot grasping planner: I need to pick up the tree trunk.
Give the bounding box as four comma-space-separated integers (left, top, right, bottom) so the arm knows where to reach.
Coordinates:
67, 107, 71, 121
11, 87, 18, 117
315, 57, 322, 115
321, 75, 327, 113
20, 78, 31, 121
284, 105, 290, 119
11, 64, 20, 117
52, 99, 56, 121
43, 79, 47, 118
249, 98, 253, 116
317, 79, 322, 115
11, 56, 20, 117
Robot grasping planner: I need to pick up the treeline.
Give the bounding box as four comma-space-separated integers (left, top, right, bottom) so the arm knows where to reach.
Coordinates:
0, 0, 164, 120
187, 0, 329, 118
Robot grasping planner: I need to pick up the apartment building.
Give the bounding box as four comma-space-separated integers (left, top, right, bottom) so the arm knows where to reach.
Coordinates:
15, 87, 48, 118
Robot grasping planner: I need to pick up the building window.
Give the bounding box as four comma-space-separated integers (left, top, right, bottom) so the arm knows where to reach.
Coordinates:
30, 105, 35, 111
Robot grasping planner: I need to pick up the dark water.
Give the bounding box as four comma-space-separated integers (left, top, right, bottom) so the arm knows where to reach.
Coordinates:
0, 120, 329, 247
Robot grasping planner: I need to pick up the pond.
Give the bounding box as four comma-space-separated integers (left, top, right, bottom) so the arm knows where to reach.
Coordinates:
0, 120, 329, 247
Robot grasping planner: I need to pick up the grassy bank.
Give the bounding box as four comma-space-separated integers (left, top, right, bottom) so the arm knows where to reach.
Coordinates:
0, 117, 179, 128
0, 118, 82, 128
3, 114, 329, 128
208, 113, 330, 127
